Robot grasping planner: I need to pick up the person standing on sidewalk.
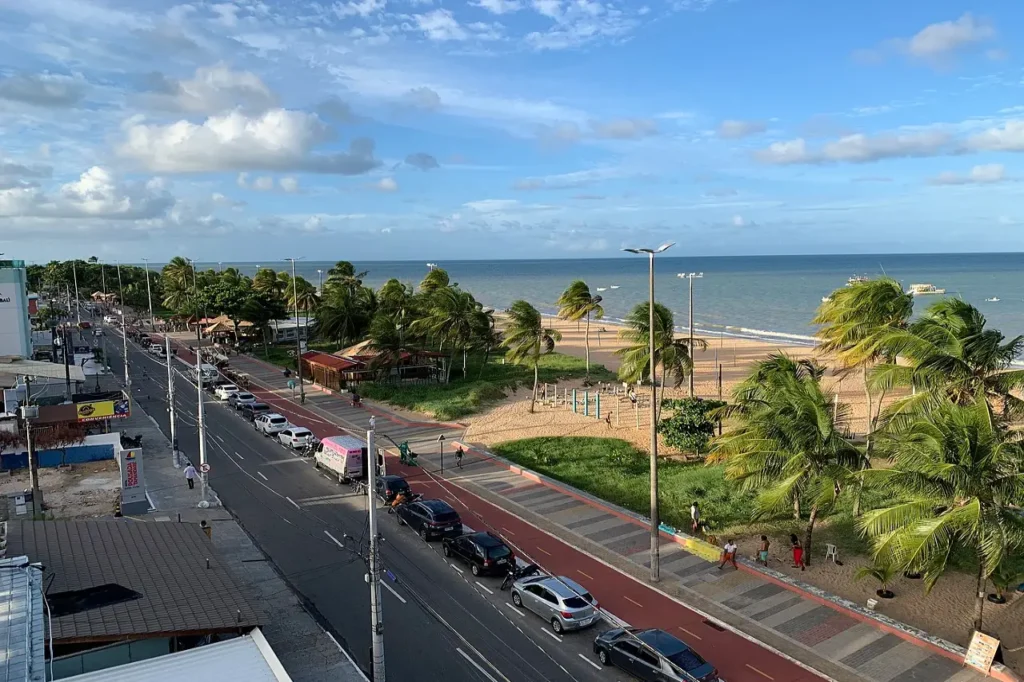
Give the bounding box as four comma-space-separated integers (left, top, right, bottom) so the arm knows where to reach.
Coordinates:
757, 535, 770, 566
184, 462, 197, 490
690, 502, 701, 534
455, 445, 464, 469
718, 539, 738, 570
790, 533, 805, 571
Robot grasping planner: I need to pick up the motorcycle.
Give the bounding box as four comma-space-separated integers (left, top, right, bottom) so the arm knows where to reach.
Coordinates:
349, 394, 362, 408
387, 492, 423, 514
501, 563, 541, 591
119, 433, 143, 449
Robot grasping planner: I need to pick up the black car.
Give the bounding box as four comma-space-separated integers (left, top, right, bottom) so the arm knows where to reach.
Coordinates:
442, 531, 514, 577
375, 475, 410, 504
239, 402, 272, 422
395, 499, 462, 540
593, 628, 722, 682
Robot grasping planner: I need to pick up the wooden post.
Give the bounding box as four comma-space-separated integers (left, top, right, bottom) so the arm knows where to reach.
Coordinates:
572, 389, 578, 413
616, 398, 620, 426
584, 391, 589, 417
596, 393, 601, 419
718, 364, 723, 400
635, 400, 640, 430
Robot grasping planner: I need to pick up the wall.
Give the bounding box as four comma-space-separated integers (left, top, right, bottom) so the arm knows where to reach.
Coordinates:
0, 262, 31, 358
0, 433, 118, 470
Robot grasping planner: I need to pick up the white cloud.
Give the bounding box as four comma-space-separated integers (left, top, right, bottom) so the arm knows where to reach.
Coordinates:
0, 166, 174, 220
118, 109, 380, 175
966, 120, 1024, 152
717, 119, 767, 139
464, 199, 521, 212
906, 13, 994, 58
0, 73, 86, 107
333, 0, 387, 18
142, 64, 277, 115
252, 176, 274, 191
590, 118, 657, 139
525, 0, 637, 50
753, 139, 812, 164
513, 167, 621, 190
279, 176, 300, 193
415, 9, 468, 41
404, 87, 442, 110
929, 164, 1007, 185
754, 131, 951, 165
372, 177, 398, 192
472, 0, 522, 14
731, 214, 747, 227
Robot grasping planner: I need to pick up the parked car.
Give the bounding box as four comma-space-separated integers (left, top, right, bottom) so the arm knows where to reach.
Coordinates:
511, 575, 599, 634
214, 384, 240, 401
103, 314, 118, 325
148, 343, 167, 358
254, 413, 290, 437
375, 475, 411, 504
395, 499, 461, 541
239, 402, 272, 422
229, 392, 256, 409
278, 427, 316, 449
593, 628, 722, 682
442, 531, 514, 577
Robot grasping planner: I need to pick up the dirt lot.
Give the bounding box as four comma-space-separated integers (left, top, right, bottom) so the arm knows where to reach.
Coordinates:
0, 461, 120, 519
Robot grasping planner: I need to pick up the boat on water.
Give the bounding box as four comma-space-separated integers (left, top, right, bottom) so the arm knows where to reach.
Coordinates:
847, 276, 869, 286
821, 296, 832, 303
986, 297, 1000, 302
907, 283, 946, 296
609, 285, 620, 289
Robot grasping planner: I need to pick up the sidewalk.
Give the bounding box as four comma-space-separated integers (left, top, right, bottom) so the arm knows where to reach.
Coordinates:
219, 351, 1002, 682
102, 371, 366, 682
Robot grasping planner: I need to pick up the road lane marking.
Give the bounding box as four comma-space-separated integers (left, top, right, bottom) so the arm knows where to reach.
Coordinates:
286, 496, 301, 510
578, 654, 602, 671
535, 547, 551, 556
746, 664, 774, 680
501, 527, 516, 535
577, 570, 594, 580
539, 628, 562, 643
234, 451, 245, 460
257, 471, 269, 481
624, 596, 643, 608
456, 648, 499, 682
475, 581, 493, 595
505, 602, 525, 617
677, 626, 702, 641
449, 563, 464, 574
324, 531, 345, 549
381, 580, 407, 604
282, 518, 292, 525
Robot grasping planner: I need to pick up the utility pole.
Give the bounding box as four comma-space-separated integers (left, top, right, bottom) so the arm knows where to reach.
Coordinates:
166, 334, 179, 468
285, 257, 306, 404
22, 376, 40, 506
366, 426, 386, 682
677, 273, 703, 398
62, 326, 72, 399
117, 262, 130, 389
142, 258, 156, 332
188, 259, 209, 508
71, 260, 81, 326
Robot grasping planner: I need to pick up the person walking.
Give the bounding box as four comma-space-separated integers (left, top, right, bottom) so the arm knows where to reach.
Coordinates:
790, 534, 805, 571
718, 539, 738, 570
184, 462, 197, 490
690, 502, 701, 534
758, 535, 770, 566
455, 445, 464, 469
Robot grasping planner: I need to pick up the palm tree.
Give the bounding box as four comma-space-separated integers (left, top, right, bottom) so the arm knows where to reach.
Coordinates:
557, 280, 604, 381
412, 287, 485, 382
253, 268, 283, 298
814, 277, 913, 515
365, 313, 406, 379
316, 286, 371, 345
502, 300, 561, 413
419, 268, 450, 295
325, 261, 367, 294
161, 257, 194, 312
871, 298, 1024, 423
710, 354, 861, 564
616, 302, 705, 391
858, 396, 1024, 630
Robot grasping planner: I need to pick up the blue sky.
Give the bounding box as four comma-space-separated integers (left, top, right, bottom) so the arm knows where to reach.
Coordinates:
2, 0, 1024, 262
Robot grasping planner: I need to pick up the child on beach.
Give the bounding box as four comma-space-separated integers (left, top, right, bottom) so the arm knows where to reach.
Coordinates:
790, 534, 805, 571
758, 536, 770, 566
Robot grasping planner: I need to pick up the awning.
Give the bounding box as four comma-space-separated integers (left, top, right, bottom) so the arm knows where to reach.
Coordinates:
0, 357, 86, 382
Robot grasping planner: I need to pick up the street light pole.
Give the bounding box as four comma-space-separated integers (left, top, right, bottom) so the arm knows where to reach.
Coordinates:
285, 257, 306, 404
166, 334, 179, 468
317, 269, 323, 295
187, 259, 209, 507
366, 425, 386, 682
71, 260, 81, 326
116, 262, 129, 389
623, 242, 674, 583
677, 272, 703, 398
142, 258, 156, 332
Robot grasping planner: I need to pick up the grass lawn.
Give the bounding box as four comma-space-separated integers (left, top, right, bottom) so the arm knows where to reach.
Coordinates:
359, 351, 617, 421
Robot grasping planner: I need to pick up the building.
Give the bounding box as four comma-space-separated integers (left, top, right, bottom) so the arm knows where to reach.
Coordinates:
269, 317, 314, 344
0, 555, 47, 682
0, 260, 31, 358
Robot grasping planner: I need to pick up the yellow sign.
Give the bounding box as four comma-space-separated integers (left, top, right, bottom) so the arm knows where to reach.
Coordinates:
964, 630, 1000, 673
76, 399, 130, 422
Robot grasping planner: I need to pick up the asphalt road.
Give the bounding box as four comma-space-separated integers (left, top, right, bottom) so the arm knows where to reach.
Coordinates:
105, 332, 620, 682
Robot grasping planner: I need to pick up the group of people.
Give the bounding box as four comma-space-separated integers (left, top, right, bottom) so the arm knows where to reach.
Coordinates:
689, 503, 807, 572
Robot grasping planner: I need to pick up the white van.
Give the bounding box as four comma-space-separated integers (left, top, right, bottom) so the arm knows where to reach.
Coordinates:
191, 363, 220, 383
314, 435, 366, 483
148, 343, 166, 358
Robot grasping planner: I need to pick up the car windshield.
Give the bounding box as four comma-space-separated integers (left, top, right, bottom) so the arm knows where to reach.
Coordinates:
432, 511, 459, 524
563, 597, 589, 609
485, 544, 511, 560
665, 648, 706, 672
294, 430, 311, 437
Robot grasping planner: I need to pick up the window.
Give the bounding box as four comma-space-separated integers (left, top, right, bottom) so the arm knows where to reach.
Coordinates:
563, 597, 589, 608
486, 544, 511, 560
615, 641, 640, 657
524, 585, 544, 597
635, 648, 660, 667
539, 589, 558, 604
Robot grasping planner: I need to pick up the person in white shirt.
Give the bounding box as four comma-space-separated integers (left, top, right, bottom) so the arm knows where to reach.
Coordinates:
718, 539, 738, 570
184, 463, 197, 490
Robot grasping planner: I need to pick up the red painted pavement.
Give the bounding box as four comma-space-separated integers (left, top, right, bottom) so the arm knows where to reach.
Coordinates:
162, 341, 824, 682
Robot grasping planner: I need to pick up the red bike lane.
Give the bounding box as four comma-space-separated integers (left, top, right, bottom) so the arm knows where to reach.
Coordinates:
170, 344, 823, 682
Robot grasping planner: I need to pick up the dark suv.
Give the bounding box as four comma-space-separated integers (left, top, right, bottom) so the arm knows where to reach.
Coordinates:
239, 402, 271, 422
442, 531, 514, 577
594, 628, 722, 682
375, 475, 411, 504
395, 499, 461, 540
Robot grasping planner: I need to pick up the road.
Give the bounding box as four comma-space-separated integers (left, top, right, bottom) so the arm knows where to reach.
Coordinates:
106, 332, 620, 682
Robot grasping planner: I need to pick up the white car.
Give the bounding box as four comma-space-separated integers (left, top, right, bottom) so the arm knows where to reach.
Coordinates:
215, 384, 240, 400
103, 315, 118, 325
278, 427, 316, 449
254, 413, 290, 436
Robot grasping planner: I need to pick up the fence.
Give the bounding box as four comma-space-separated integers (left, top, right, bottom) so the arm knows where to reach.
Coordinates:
539, 383, 654, 429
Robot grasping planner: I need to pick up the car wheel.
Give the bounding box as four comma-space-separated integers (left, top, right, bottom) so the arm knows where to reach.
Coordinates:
470, 564, 480, 577
396, 514, 406, 526
551, 618, 563, 634
419, 527, 429, 541
442, 543, 451, 557
314, 461, 320, 470
597, 649, 609, 666
512, 592, 522, 607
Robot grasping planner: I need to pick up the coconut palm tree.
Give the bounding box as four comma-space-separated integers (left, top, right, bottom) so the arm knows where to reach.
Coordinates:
858, 396, 1024, 630
325, 261, 367, 294
502, 300, 561, 413
419, 267, 450, 295
160, 257, 194, 312
365, 313, 406, 379
557, 280, 604, 380
316, 286, 371, 345
615, 302, 705, 390
709, 354, 861, 564
412, 287, 485, 382
815, 277, 913, 515
871, 298, 1024, 423
253, 268, 284, 298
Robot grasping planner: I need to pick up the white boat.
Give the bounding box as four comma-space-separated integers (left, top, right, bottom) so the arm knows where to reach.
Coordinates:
596, 287, 607, 292
609, 285, 620, 289
986, 297, 1000, 302
821, 296, 832, 303
907, 283, 946, 296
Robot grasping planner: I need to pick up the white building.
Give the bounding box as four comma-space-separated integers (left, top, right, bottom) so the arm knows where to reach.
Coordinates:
270, 317, 315, 344
0, 260, 31, 358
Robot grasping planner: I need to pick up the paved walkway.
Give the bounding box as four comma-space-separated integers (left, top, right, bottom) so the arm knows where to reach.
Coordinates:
191, 351, 991, 682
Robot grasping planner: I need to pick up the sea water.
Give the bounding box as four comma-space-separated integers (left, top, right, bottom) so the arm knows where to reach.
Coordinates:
208, 253, 1024, 345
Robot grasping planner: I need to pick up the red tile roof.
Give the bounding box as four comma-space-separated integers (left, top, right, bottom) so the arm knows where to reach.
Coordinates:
301, 351, 363, 371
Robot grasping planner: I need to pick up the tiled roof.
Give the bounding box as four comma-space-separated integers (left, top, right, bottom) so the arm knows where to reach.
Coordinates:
6, 521, 261, 644
0, 556, 46, 682
300, 351, 362, 371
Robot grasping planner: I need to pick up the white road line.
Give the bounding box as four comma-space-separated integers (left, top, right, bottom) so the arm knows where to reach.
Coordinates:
475, 581, 494, 595
257, 471, 269, 481
505, 602, 525, 617
214, 434, 225, 444
578, 654, 602, 671
456, 648, 499, 682
450, 563, 464, 574
282, 518, 293, 525
678, 626, 703, 641
381, 580, 407, 604
234, 451, 245, 460
624, 596, 643, 608
286, 496, 301, 510
539, 628, 562, 643
324, 531, 345, 549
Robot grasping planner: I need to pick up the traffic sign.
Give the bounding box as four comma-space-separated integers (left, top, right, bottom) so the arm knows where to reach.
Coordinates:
200, 463, 211, 474
288, 379, 296, 390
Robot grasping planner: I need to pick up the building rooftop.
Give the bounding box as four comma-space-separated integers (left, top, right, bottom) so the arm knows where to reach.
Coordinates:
0, 555, 47, 682
6, 520, 261, 644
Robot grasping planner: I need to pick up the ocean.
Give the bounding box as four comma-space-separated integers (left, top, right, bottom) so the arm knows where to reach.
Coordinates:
201, 253, 1024, 346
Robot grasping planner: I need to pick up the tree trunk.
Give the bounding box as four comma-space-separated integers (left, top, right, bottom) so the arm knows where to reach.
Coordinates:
479, 346, 490, 379
463, 348, 467, 378
262, 327, 270, 358
793, 496, 801, 520
974, 559, 987, 631
803, 504, 819, 566
233, 320, 240, 344
447, 351, 456, 383
853, 365, 873, 517
530, 358, 539, 414
584, 313, 591, 379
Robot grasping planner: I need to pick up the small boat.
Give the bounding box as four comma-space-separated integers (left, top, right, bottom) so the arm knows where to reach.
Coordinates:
986, 297, 1000, 302
609, 285, 620, 289
596, 287, 607, 292
821, 296, 832, 303
847, 276, 869, 286
907, 283, 946, 296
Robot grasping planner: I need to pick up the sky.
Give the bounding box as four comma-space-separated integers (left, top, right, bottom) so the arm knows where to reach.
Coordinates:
2, 0, 1024, 263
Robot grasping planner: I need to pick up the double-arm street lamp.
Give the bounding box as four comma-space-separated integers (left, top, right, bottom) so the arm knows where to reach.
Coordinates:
677, 272, 703, 397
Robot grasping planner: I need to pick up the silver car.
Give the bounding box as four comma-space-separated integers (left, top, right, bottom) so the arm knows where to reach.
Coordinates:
511, 575, 599, 634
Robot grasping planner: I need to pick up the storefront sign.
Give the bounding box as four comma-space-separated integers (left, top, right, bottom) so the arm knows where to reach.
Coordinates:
965, 630, 1000, 673
76, 399, 130, 422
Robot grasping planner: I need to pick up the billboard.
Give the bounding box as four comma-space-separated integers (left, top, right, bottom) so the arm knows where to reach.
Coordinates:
0, 281, 30, 357
76, 398, 130, 422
